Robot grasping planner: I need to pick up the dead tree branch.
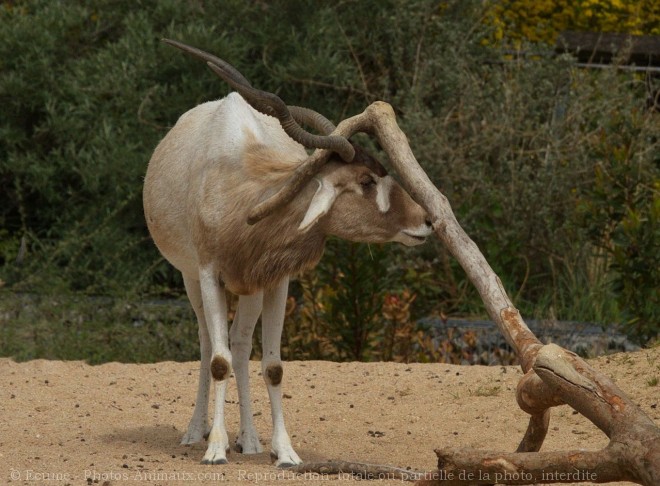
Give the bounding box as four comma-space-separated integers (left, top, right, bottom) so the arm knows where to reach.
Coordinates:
290, 101, 659, 485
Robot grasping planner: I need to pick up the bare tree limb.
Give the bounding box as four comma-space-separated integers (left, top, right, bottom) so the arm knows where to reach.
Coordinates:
257, 100, 659, 484
306, 101, 660, 485
516, 370, 563, 415
515, 410, 550, 453
415, 445, 636, 485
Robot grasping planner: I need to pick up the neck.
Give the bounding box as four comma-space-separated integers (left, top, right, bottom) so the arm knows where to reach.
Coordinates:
213, 181, 328, 295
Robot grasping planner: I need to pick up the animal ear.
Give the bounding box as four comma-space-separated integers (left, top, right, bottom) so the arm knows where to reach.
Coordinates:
298, 179, 337, 232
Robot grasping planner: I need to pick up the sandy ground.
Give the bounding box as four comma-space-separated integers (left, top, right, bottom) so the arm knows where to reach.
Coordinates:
0, 348, 658, 486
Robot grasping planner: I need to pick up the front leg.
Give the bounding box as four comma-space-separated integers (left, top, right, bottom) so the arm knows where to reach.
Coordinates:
202, 379, 229, 464
198, 264, 232, 464
261, 277, 302, 468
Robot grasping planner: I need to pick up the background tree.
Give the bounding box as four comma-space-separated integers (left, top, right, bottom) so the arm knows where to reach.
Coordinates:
1, 0, 657, 363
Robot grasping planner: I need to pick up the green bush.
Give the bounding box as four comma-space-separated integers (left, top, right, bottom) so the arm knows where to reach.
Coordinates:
1, 0, 657, 364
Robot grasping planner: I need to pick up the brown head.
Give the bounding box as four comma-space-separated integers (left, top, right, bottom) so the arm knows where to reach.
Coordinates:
298, 154, 431, 246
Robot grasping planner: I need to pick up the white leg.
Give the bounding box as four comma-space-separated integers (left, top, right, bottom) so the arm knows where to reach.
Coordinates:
203, 379, 229, 464
181, 274, 211, 445
261, 277, 301, 467
198, 265, 232, 464
230, 292, 264, 454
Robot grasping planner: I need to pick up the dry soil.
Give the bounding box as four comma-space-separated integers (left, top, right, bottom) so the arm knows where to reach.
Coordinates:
1, 347, 658, 485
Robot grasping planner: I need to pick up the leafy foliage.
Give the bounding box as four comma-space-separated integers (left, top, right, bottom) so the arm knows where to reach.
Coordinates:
485, 0, 660, 45
1, 0, 657, 364
574, 105, 660, 343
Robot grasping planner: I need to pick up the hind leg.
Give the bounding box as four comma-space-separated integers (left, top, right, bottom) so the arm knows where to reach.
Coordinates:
181, 273, 211, 445
197, 264, 232, 464
230, 292, 264, 454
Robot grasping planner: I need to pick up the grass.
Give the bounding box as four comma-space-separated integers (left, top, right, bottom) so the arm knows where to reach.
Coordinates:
0, 289, 649, 366
0, 292, 200, 364
472, 385, 501, 397
616, 353, 636, 366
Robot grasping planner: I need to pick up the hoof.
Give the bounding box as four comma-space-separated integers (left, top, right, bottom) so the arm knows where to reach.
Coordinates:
181, 426, 208, 445
271, 451, 302, 468
201, 446, 230, 465
201, 457, 228, 465
235, 431, 263, 454
181, 435, 202, 446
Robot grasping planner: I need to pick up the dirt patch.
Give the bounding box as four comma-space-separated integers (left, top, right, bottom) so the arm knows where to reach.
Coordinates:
0, 348, 658, 485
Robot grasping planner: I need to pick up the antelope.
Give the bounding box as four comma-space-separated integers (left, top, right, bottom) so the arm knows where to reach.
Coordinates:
143, 39, 432, 467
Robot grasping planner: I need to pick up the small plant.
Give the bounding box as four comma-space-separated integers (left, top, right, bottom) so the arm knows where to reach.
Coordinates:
380, 289, 418, 362
473, 385, 502, 397
647, 376, 658, 387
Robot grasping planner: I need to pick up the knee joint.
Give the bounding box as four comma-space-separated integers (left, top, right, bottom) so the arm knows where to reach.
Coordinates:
264, 363, 283, 386
211, 355, 231, 381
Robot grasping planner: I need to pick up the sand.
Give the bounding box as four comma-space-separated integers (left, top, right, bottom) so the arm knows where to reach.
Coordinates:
1, 347, 658, 485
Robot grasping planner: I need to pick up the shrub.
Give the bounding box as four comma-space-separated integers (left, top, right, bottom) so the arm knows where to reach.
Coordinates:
484, 0, 660, 45
1, 0, 657, 364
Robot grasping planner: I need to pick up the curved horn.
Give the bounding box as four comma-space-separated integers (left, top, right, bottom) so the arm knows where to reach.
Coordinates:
205, 63, 354, 161
162, 39, 393, 225
162, 38, 252, 87
287, 106, 337, 135
162, 38, 354, 162
248, 109, 393, 224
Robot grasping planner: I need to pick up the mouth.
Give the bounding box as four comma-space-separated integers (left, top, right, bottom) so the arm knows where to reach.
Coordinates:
402, 231, 427, 243
399, 228, 433, 246
395, 224, 433, 247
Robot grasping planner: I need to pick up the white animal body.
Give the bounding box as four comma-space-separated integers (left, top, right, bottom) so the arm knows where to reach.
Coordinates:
143, 46, 432, 467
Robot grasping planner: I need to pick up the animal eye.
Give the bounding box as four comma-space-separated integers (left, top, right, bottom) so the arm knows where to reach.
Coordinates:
359, 174, 376, 188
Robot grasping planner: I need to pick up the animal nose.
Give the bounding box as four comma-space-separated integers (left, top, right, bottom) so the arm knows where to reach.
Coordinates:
425, 217, 433, 228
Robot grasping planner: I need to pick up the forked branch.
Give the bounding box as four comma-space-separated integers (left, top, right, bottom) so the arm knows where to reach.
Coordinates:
282, 101, 659, 485
359, 102, 659, 486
